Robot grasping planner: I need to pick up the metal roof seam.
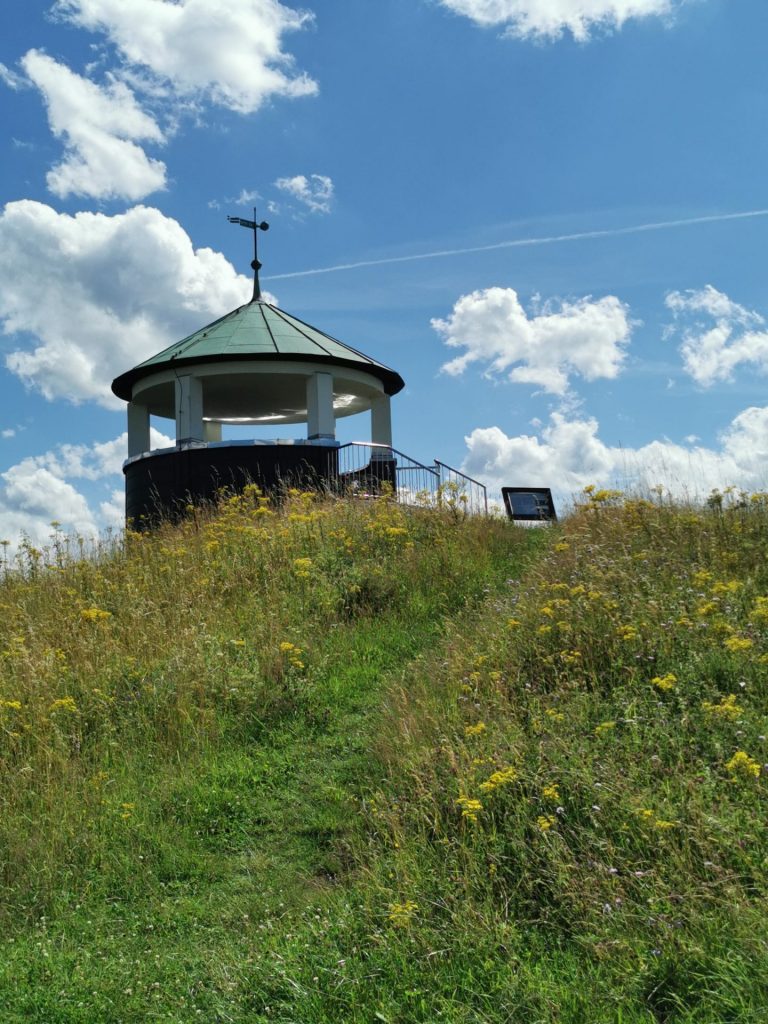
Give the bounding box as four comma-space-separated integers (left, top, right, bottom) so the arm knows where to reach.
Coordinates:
275, 306, 380, 366
258, 303, 280, 353
269, 305, 334, 357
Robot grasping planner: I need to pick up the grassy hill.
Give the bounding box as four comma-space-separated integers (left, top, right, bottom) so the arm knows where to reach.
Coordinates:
0, 487, 766, 1022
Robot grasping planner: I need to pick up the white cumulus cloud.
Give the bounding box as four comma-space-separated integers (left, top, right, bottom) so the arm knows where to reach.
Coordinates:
1, 462, 97, 547
437, 0, 676, 41
0, 62, 27, 90
229, 189, 261, 206
0, 201, 253, 406
22, 49, 166, 201
53, 0, 318, 113
434, 287, 632, 395
665, 285, 768, 388
462, 405, 768, 504
275, 174, 334, 214
0, 428, 173, 551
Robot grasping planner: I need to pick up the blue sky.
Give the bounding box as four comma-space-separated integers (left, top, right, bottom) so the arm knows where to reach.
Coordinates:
1, 0, 768, 544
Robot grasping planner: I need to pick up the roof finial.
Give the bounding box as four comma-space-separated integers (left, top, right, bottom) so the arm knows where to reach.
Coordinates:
227, 207, 270, 302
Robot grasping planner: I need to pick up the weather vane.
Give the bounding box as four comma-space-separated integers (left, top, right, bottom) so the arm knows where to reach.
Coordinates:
227, 208, 269, 301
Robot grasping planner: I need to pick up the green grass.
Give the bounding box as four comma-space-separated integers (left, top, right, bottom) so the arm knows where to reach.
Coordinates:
0, 490, 537, 1021
1, 487, 768, 1021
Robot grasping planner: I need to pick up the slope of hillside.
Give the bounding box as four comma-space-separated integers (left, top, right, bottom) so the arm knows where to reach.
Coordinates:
0, 489, 539, 1022
1, 488, 766, 1022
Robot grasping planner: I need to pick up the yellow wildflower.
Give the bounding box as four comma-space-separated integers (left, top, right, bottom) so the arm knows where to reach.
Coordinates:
651, 673, 677, 692
554, 542, 570, 552
456, 795, 483, 823
654, 819, 676, 830
0, 700, 22, 711
537, 625, 552, 636
388, 900, 419, 927
711, 580, 741, 595
279, 641, 305, 670
507, 618, 522, 628
725, 751, 761, 779
595, 720, 616, 736
49, 696, 78, 714
479, 767, 517, 793
617, 624, 638, 641
696, 602, 718, 617
724, 636, 753, 653
702, 694, 742, 720
464, 722, 487, 737
80, 607, 112, 621
542, 784, 560, 802
589, 488, 622, 504
385, 526, 408, 538
537, 815, 556, 832
293, 557, 314, 579
545, 708, 565, 721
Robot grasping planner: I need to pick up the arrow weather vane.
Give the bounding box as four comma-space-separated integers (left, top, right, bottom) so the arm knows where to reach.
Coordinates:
227, 207, 269, 302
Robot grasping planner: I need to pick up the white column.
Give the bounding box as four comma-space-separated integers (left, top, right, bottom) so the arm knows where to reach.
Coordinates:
175, 375, 204, 443
203, 420, 222, 443
370, 394, 392, 449
306, 372, 335, 439
127, 401, 151, 458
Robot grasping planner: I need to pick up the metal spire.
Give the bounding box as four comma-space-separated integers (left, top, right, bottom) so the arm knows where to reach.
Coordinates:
227, 208, 269, 301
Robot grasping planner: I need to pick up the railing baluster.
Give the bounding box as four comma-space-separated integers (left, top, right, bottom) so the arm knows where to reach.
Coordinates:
330, 443, 486, 514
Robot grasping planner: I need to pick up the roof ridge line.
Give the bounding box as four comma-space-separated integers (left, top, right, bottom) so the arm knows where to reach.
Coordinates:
257, 302, 280, 353
269, 305, 334, 357
274, 305, 393, 369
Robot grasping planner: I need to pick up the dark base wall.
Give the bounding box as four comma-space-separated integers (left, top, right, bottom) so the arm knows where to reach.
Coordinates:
125, 444, 337, 527
124, 444, 397, 527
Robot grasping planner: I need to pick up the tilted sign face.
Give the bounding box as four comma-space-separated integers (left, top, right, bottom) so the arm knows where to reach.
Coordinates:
502, 487, 557, 522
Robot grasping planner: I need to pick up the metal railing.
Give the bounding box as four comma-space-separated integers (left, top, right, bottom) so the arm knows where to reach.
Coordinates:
435, 459, 488, 516
333, 443, 488, 515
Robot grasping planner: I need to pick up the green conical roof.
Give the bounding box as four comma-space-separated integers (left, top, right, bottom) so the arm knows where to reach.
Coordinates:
112, 299, 405, 401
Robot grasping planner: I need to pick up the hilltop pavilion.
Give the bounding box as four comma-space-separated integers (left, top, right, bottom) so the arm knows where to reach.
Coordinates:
111, 214, 405, 524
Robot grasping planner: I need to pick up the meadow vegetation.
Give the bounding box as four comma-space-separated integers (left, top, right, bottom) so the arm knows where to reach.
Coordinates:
0, 485, 766, 1021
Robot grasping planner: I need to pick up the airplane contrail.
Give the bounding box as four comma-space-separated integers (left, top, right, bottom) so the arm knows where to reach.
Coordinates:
264, 208, 768, 281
